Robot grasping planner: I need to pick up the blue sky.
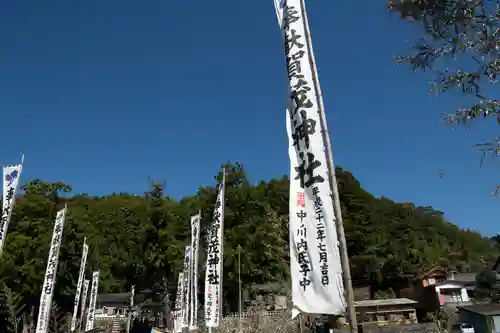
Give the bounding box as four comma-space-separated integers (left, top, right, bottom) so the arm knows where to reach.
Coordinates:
1, 0, 498, 236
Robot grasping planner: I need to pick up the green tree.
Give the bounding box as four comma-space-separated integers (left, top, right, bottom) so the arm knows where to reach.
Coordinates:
390, 0, 500, 161
0, 162, 498, 332
476, 267, 500, 301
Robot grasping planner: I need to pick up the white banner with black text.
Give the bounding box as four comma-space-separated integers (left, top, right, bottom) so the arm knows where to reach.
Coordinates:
204, 172, 225, 327
70, 238, 89, 331
36, 207, 67, 333
85, 271, 100, 332
174, 272, 184, 333
273, 0, 346, 316
182, 245, 191, 328
0, 163, 23, 252
80, 279, 90, 327
189, 213, 200, 330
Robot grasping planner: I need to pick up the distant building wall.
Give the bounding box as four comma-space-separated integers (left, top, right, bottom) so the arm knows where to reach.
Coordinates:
354, 286, 371, 301
356, 305, 417, 326
436, 282, 470, 304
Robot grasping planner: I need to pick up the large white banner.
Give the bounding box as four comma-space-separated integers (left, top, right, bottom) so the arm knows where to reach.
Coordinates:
70, 238, 89, 331
273, 0, 346, 316
174, 272, 184, 333
0, 162, 23, 252
189, 214, 200, 330
36, 207, 67, 333
80, 279, 90, 328
182, 245, 191, 328
204, 173, 225, 327
85, 271, 100, 332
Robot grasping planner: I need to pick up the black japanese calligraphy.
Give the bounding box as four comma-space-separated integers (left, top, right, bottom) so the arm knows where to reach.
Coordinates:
292, 110, 317, 149
295, 209, 312, 291
291, 88, 313, 111
284, 29, 304, 55
208, 253, 220, 267
44, 283, 52, 295
312, 186, 329, 286
214, 194, 222, 211
295, 152, 325, 189
321, 263, 329, 286
297, 209, 306, 222
297, 238, 308, 252
0, 187, 15, 239
207, 270, 220, 285
286, 50, 306, 79
283, 5, 300, 31
317, 228, 326, 242
208, 236, 220, 254
299, 276, 311, 290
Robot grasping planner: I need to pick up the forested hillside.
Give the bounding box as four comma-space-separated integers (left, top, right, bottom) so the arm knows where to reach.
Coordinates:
0, 163, 497, 319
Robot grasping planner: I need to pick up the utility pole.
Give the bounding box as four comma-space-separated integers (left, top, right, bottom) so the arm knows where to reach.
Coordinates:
238, 245, 242, 333
300, 0, 358, 332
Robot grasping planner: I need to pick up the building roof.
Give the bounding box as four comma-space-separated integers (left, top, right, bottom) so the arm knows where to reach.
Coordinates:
249, 283, 289, 293
458, 304, 500, 316
415, 267, 447, 280
354, 298, 417, 307
97, 292, 159, 306
448, 273, 477, 284
444, 272, 500, 285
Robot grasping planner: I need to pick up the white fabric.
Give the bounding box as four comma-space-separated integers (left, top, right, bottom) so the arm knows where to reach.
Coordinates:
204, 173, 225, 327
0, 163, 23, 251
274, 0, 346, 316
36, 208, 67, 333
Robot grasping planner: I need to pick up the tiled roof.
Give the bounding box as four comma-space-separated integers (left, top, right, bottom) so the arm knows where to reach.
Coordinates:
458, 304, 500, 316
354, 298, 417, 307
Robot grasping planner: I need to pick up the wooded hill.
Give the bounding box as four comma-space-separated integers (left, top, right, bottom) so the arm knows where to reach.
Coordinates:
0, 163, 497, 325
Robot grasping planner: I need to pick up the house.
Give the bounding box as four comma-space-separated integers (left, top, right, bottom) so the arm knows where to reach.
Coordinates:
413, 268, 480, 312
355, 298, 418, 326
94, 293, 134, 332
458, 304, 500, 333
415, 267, 448, 288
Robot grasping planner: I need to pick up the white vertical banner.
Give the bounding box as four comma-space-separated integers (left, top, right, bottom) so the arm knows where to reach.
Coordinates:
189, 213, 200, 330
182, 245, 191, 328
85, 271, 100, 332
204, 172, 225, 327
174, 272, 184, 333
0, 160, 24, 252
80, 279, 90, 327
36, 207, 67, 333
273, 0, 346, 316
70, 238, 89, 332
126, 285, 135, 333
130, 285, 135, 307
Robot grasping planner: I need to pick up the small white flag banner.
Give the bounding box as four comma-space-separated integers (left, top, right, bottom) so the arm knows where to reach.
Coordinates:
204, 173, 225, 327
36, 207, 67, 333
174, 272, 184, 333
80, 279, 90, 325
189, 214, 200, 330
70, 239, 89, 332
130, 285, 135, 306
85, 271, 100, 332
0, 162, 23, 251
273, 0, 346, 317
182, 245, 191, 328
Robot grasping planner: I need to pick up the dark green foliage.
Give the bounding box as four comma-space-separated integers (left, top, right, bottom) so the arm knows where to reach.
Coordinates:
476, 267, 500, 301
0, 282, 24, 333
0, 162, 497, 331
